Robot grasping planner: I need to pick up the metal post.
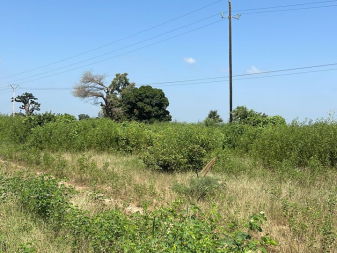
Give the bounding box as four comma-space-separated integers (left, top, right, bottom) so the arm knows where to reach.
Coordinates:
10, 84, 18, 116
228, 0, 233, 123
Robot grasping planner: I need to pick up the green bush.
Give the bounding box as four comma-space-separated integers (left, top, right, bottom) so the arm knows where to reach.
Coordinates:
142, 125, 223, 172
3, 114, 337, 171
10, 175, 72, 226
251, 122, 337, 167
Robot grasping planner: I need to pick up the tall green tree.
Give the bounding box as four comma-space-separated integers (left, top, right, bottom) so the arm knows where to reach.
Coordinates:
73, 72, 134, 121
13, 92, 41, 116
121, 85, 171, 123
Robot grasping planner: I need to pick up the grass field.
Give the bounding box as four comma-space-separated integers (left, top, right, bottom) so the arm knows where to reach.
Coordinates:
0, 116, 336, 252
1, 149, 336, 252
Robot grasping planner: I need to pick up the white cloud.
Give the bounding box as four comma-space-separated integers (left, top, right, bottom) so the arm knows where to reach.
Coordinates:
246, 65, 262, 74
184, 57, 197, 64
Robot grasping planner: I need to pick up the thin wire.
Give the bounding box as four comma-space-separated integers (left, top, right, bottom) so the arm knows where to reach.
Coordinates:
13, 20, 223, 84
235, 0, 337, 12
5, 1, 337, 83
9, 14, 219, 82
0, 0, 223, 79
141, 62, 337, 86
17, 65, 337, 90
240, 4, 337, 15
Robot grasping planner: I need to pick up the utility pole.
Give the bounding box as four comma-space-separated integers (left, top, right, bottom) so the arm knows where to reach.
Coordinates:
228, 0, 233, 123
227, 0, 240, 123
10, 84, 19, 116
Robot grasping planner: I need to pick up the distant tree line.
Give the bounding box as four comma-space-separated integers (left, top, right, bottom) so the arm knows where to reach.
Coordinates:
204, 107, 285, 127
12, 72, 285, 126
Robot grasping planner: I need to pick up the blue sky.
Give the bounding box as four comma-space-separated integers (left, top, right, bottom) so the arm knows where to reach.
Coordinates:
0, 0, 337, 122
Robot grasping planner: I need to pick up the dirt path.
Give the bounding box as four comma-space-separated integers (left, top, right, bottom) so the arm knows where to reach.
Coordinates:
0, 157, 144, 214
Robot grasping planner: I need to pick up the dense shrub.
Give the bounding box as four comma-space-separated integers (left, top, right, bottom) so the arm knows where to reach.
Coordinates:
232, 106, 286, 127
0, 115, 30, 144
10, 176, 72, 227
142, 125, 223, 172
2, 115, 337, 171
251, 122, 337, 167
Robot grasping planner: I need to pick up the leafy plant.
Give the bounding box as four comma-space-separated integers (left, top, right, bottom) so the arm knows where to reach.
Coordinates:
172, 176, 224, 200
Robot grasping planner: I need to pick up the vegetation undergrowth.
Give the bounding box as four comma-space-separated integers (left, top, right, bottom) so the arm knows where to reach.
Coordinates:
0, 114, 336, 252
1, 173, 278, 252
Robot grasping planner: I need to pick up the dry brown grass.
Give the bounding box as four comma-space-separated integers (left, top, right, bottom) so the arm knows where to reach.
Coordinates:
1, 151, 336, 252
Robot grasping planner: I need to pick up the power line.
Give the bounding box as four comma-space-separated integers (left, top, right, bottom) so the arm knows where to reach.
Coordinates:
12, 20, 223, 84
2, 0, 337, 85
235, 0, 337, 12
144, 62, 337, 85
157, 67, 337, 87
13, 62, 337, 90
0, 0, 223, 80
9, 13, 219, 83
240, 3, 337, 15
4, 0, 337, 84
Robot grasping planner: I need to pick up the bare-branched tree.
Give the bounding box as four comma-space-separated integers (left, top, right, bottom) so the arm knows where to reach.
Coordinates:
73, 72, 134, 120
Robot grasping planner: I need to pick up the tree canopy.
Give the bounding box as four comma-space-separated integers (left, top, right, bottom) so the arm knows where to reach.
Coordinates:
121, 85, 171, 123
74, 72, 171, 123
232, 106, 286, 126
14, 92, 41, 116
73, 72, 135, 121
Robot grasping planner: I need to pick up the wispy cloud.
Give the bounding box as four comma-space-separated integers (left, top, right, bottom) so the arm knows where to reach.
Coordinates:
184, 57, 197, 64
246, 65, 262, 74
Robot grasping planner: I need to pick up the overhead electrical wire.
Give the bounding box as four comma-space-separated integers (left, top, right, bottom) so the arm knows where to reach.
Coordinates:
235, 0, 337, 12
9, 13, 220, 83
8, 62, 337, 91
2, 0, 337, 85
11, 19, 223, 84
239, 3, 337, 15
0, 0, 223, 80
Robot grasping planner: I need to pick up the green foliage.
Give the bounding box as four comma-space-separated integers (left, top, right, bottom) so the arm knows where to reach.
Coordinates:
232, 106, 286, 127
3, 173, 277, 252
142, 125, 223, 172
3, 114, 337, 171
74, 72, 135, 121
251, 122, 337, 167
172, 176, 224, 200
23, 112, 57, 128
204, 110, 223, 126
14, 92, 41, 116
78, 114, 90, 120
10, 175, 72, 226
18, 242, 36, 253
121, 85, 171, 123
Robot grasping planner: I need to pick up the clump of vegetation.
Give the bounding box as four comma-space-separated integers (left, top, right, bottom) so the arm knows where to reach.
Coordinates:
172, 176, 224, 200
232, 106, 286, 127
10, 175, 73, 227
2, 173, 277, 253
73, 72, 171, 122
13, 92, 41, 116
204, 110, 223, 126
78, 114, 90, 120
142, 125, 222, 172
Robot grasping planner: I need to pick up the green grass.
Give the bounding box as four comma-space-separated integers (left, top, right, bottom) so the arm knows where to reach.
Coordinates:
0, 148, 336, 252
0, 116, 336, 252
